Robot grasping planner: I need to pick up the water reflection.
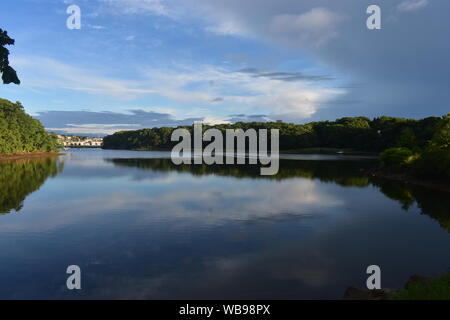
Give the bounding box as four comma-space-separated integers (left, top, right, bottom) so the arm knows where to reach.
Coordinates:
0, 152, 449, 299
372, 179, 450, 231
109, 158, 373, 186
108, 158, 450, 232
0, 158, 63, 215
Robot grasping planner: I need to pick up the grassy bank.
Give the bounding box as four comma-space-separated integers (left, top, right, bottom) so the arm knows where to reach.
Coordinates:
390, 273, 450, 300
345, 272, 450, 300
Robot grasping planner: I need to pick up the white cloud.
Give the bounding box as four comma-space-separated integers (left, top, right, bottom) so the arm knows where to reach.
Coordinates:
90, 25, 106, 30
140, 64, 344, 120
201, 117, 231, 125
48, 124, 141, 135
398, 0, 429, 12
270, 8, 343, 47
205, 20, 249, 36
12, 56, 156, 99
100, 0, 170, 16
13, 55, 342, 122
272, 7, 341, 30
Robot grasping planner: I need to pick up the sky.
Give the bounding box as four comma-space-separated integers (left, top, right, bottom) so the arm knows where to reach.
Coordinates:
0, 0, 449, 136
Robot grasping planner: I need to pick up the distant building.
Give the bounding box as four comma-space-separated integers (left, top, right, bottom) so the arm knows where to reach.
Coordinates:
57, 135, 103, 147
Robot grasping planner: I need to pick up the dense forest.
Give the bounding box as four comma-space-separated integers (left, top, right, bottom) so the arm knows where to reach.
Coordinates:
103, 114, 450, 178
378, 114, 450, 178
102, 115, 444, 153
0, 98, 58, 154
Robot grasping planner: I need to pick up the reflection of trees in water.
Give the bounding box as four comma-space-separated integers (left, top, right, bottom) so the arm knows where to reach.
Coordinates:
109, 158, 450, 231
0, 158, 63, 215
108, 158, 374, 187
372, 179, 450, 231
372, 179, 416, 210
414, 189, 450, 231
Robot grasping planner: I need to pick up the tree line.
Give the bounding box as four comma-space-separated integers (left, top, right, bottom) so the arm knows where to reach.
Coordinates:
102, 115, 445, 153
0, 98, 59, 154
103, 114, 450, 178
379, 113, 450, 178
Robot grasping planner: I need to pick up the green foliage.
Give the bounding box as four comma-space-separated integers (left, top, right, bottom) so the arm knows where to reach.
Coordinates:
0, 29, 20, 85
102, 113, 450, 179
411, 115, 450, 177
414, 147, 450, 178
397, 128, 418, 151
390, 273, 450, 300
103, 115, 444, 153
380, 147, 416, 167
430, 113, 450, 149
0, 98, 58, 154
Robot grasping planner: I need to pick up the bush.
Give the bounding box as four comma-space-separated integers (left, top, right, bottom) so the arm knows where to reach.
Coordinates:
413, 146, 450, 178
390, 273, 450, 300
380, 147, 417, 167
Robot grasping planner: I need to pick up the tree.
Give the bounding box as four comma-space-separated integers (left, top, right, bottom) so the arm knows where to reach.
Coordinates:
380, 147, 416, 167
0, 28, 20, 85
430, 114, 450, 149
397, 127, 418, 151
0, 98, 58, 154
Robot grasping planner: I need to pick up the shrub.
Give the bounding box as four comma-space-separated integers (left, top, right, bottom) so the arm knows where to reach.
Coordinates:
380, 147, 417, 167
390, 273, 450, 300
414, 146, 450, 178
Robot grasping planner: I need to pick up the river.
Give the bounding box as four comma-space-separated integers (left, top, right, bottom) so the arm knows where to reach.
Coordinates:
0, 148, 449, 299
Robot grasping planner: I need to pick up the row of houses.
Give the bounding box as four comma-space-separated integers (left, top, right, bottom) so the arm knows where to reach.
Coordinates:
57, 135, 103, 147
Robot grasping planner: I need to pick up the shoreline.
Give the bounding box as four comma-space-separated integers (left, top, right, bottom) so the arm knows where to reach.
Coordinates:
368, 167, 450, 193
101, 147, 377, 156
0, 152, 65, 162
6, 149, 448, 193
344, 273, 450, 300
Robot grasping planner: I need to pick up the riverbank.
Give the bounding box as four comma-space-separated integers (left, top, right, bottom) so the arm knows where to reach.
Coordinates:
368, 166, 450, 193
102, 146, 377, 156
344, 273, 450, 300
0, 152, 64, 162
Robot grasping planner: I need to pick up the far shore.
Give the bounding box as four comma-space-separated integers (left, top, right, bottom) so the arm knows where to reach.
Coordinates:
100, 146, 377, 156
0, 152, 65, 162
368, 167, 450, 193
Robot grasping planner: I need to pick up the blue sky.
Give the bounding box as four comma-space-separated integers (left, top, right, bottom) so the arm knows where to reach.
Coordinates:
0, 0, 449, 135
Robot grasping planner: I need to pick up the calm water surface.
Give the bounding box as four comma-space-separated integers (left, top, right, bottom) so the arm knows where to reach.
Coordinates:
0, 148, 449, 299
